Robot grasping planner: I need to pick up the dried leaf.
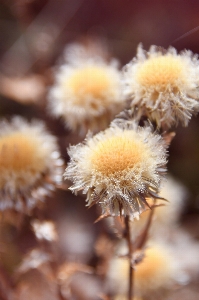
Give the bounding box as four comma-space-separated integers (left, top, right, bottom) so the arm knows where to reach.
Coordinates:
162, 131, 176, 146
0, 74, 46, 105
94, 213, 112, 223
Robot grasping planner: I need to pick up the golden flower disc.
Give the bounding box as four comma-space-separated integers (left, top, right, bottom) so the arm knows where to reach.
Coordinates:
0, 133, 46, 174
90, 133, 148, 176
136, 56, 184, 89
66, 66, 112, 101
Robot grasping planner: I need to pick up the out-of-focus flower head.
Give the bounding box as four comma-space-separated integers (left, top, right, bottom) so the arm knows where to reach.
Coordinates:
130, 175, 188, 239
48, 42, 125, 135
123, 44, 199, 129
107, 243, 180, 300
64, 117, 167, 217
0, 117, 64, 212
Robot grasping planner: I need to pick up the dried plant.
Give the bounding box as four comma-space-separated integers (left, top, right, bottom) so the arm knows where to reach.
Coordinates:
1, 3, 199, 300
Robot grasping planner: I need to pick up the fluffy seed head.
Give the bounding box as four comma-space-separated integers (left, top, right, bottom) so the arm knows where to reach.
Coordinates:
0, 117, 64, 212
0, 133, 47, 188
64, 118, 167, 216
107, 243, 178, 299
135, 246, 175, 293
123, 44, 199, 128
48, 44, 124, 135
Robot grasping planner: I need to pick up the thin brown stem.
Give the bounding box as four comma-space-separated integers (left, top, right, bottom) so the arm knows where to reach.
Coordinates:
135, 205, 155, 251
125, 215, 133, 300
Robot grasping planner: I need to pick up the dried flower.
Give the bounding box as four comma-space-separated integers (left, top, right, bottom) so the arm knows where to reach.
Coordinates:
62, 40, 109, 64
64, 119, 167, 216
107, 243, 179, 299
48, 44, 124, 135
123, 44, 199, 128
134, 245, 177, 299
0, 117, 64, 212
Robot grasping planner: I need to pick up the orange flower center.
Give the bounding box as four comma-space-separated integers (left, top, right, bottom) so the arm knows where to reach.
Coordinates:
136, 55, 184, 89
0, 132, 47, 174
66, 66, 112, 101
90, 133, 148, 175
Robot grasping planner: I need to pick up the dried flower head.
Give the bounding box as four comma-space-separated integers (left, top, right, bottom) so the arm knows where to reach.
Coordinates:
48, 44, 124, 135
107, 243, 178, 299
123, 44, 199, 128
134, 245, 177, 299
62, 40, 110, 64
0, 117, 64, 212
64, 118, 167, 216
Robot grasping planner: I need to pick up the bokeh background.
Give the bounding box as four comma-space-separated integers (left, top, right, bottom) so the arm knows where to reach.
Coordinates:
1, 1, 199, 299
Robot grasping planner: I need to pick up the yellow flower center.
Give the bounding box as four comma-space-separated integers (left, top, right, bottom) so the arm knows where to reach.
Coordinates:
90, 133, 148, 175
66, 66, 112, 101
135, 247, 168, 281
136, 55, 184, 89
0, 132, 47, 174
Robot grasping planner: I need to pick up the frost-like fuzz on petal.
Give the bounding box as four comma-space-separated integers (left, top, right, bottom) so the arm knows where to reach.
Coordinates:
0, 117, 64, 212
48, 43, 125, 135
123, 44, 199, 129
64, 118, 167, 217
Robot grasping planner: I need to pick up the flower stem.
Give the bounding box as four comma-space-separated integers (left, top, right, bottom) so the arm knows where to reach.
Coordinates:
125, 215, 133, 300
134, 204, 155, 250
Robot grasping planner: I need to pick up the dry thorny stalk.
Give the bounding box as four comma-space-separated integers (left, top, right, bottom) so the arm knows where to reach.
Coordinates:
1, 4, 199, 300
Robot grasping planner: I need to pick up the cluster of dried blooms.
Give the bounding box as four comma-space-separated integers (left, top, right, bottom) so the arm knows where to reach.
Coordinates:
1, 40, 199, 300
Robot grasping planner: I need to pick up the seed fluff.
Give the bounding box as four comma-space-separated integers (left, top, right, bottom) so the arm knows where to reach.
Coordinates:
48, 43, 125, 135
123, 44, 199, 128
0, 117, 64, 212
64, 118, 167, 216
